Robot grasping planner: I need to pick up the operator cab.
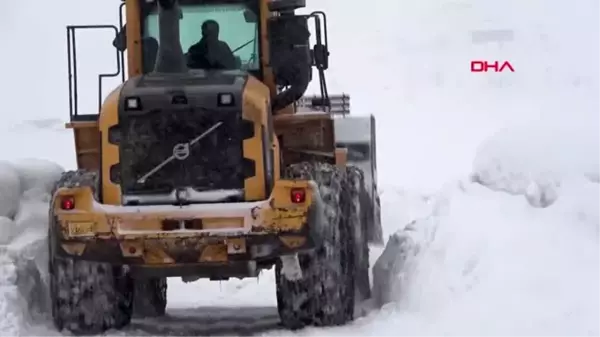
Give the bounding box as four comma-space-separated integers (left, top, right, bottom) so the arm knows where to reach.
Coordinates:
139, 0, 261, 77
110, 0, 331, 113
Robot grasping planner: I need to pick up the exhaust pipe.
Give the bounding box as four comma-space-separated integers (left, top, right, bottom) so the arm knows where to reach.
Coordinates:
154, 0, 187, 73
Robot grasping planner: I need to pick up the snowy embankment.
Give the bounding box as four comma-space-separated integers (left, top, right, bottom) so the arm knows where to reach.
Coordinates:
0, 159, 63, 336
370, 115, 599, 336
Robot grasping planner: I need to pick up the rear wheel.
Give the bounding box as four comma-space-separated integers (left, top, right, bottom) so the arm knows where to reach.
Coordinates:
48, 170, 134, 335
275, 162, 366, 329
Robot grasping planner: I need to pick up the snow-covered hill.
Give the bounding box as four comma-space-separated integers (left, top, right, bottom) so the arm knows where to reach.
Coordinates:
0, 0, 598, 336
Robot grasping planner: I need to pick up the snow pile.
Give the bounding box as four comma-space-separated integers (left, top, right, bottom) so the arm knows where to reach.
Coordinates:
0, 159, 63, 245
371, 184, 455, 308
371, 117, 599, 335
0, 159, 63, 335
471, 114, 599, 207
0, 253, 24, 336
365, 187, 598, 336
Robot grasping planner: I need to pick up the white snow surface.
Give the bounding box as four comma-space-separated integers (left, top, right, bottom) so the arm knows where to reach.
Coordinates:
0, 0, 598, 335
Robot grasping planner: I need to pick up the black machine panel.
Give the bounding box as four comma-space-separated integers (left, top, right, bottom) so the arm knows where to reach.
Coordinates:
116, 71, 255, 204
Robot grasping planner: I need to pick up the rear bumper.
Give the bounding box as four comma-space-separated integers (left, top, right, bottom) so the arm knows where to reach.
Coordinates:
51, 179, 319, 267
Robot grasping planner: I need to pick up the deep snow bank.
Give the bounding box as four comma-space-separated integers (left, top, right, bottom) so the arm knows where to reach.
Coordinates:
366, 183, 598, 336
371, 116, 599, 335
0, 159, 63, 336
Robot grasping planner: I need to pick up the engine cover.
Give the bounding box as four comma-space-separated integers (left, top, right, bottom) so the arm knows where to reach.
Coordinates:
116, 70, 255, 205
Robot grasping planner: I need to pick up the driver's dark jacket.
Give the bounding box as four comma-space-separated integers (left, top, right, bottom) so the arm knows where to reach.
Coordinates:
186, 39, 236, 70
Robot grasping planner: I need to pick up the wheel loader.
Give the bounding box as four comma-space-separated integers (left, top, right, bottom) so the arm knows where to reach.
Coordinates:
50, 0, 382, 334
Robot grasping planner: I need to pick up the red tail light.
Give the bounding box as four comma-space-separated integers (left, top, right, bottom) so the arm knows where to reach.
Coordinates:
60, 196, 75, 210
290, 188, 306, 204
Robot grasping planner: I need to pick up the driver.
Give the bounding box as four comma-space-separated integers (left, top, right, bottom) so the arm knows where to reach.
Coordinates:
187, 19, 236, 70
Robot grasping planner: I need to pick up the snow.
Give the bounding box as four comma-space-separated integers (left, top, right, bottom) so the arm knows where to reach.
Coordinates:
0, 162, 22, 221
0, 160, 62, 336
369, 136, 599, 335
0, 0, 598, 335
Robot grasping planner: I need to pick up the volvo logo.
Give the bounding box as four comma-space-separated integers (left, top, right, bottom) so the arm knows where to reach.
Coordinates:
136, 122, 222, 184
173, 143, 190, 160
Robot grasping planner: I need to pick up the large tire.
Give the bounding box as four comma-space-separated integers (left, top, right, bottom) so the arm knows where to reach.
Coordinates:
133, 278, 167, 318
48, 170, 134, 335
275, 162, 362, 329
346, 166, 371, 301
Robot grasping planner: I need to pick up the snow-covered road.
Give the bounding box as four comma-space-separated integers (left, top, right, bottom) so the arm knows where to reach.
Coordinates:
0, 0, 598, 335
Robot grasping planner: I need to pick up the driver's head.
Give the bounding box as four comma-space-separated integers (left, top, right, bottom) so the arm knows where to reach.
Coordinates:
201, 20, 220, 42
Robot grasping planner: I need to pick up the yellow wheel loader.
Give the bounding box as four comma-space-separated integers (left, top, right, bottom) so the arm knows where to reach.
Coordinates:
50, 0, 382, 334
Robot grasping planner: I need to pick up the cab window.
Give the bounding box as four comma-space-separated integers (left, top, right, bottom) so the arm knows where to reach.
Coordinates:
142, 2, 259, 73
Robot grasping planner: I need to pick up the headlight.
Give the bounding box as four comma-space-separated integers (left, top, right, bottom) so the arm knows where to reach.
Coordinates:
217, 93, 234, 106
125, 97, 141, 110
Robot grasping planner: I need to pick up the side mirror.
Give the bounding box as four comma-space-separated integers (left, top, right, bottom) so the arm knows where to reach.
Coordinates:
113, 24, 127, 51
312, 44, 329, 70
243, 9, 257, 23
